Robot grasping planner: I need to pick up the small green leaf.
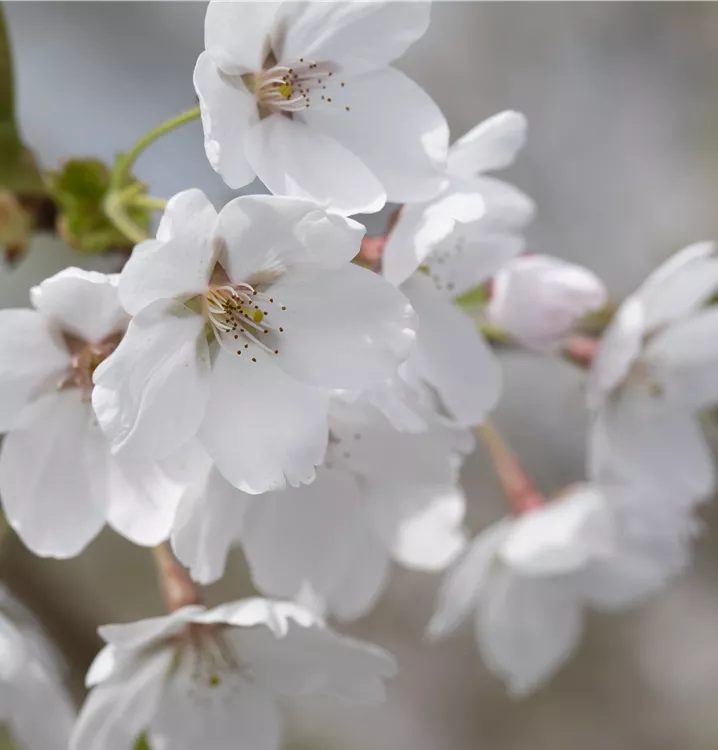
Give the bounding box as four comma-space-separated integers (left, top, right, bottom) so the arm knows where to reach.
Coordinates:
0, 5, 44, 194
48, 157, 150, 254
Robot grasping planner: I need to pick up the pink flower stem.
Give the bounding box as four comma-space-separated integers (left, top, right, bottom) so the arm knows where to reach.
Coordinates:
476, 421, 547, 514
152, 543, 203, 612
562, 334, 599, 368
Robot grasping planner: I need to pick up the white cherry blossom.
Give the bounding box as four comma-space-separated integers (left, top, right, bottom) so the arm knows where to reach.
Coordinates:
371, 111, 534, 430
488, 254, 607, 351
427, 482, 694, 696
93, 190, 416, 495
171, 400, 471, 620
0, 587, 76, 750
195, 1, 448, 215
587, 242, 718, 498
71, 598, 396, 750
0, 268, 185, 558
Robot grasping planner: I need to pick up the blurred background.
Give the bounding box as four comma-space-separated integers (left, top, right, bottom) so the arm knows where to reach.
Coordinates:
3, 3, 718, 749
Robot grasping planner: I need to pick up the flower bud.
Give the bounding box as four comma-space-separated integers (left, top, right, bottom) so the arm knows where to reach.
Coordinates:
488, 254, 607, 351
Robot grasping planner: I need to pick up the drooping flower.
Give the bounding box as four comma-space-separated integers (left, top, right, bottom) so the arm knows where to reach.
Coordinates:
71, 598, 396, 750
587, 242, 718, 498
427, 482, 694, 696
93, 190, 416, 494
194, 1, 448, 215
0, 586, 76, 750
487, 254, 607, 351
0, 268, 185, 558
171, 399, 471, 620
371, 111, 534, 430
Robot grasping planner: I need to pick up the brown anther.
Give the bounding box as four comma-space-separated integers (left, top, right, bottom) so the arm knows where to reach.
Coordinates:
251, 357, 257, 362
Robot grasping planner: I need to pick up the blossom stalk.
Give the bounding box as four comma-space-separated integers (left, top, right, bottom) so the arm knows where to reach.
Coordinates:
152, 542, 203, 612
477, 420, 546, 514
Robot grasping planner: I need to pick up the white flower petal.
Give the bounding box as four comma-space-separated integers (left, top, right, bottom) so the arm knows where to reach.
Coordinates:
468, 175, 535, 230
391, 486, 468, 572
242, 469, 365, 604
216, 194, 365, 284
573, 506, 692, 610
92, 300, 211, 463
403, 274, 501, 426
589, 393, 716, 500
0, 390, 107, 558
328, 530, 392, 622
500, 485, 615, 577
105, 456, 184, 548
303, 66, 448, 203
190, 598, 315, 635
71, 649, 172, 750
646, 307, 718, 410
328, 398, 461, 488
205, 1, 279, 74
9, 661, 76, 750
275, 1, 431, 74
98, 608, 202, 651
245, 115, 386, 216
477, 571, 583, 697
425, 228, 525, 300
447, 110, 528, 178
198, 349, 328, 494
426, 519, 513, 640
119, 189, 218, 316
636, 241, 718, 331
151, 678, 280, 750
586, 296, 645, 406
382, 202, 448, 288
171, 467, 252, 585
31, 268, 127, 344
229, 614, 397, 703
0, 309, 68, 431
194, 51, 258, 190
268, 263, 416, 390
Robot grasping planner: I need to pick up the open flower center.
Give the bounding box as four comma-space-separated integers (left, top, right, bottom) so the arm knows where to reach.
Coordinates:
204, 282, 286, 361
246, 57, 350, 116
176, 626, 250, 704
63, 334, 123, 392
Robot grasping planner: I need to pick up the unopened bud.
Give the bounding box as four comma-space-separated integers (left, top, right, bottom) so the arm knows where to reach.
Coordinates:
488, 255, 607, 351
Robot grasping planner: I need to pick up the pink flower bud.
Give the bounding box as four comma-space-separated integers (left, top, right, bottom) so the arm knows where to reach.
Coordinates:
488, 255, 607, 351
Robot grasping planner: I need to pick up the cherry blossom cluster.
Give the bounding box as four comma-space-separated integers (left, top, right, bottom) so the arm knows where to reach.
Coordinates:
1, 2, 717, 748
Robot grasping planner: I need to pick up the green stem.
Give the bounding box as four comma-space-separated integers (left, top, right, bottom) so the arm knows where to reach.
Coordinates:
105, 106, 200, 242
110, 106, 201, 192
104, 192, 147, 245
131, 195, 167, 211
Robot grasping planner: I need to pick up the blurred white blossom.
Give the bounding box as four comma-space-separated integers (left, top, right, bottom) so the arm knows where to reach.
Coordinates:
195, 1, 448, 214
588, 242, 718, 498
92, 191, 416, 495
488, 254, 607, 351
0, 268, 185, 558
171, 399, 471, 620
372, 112, 534, 430
428, 482, 694, 696
71, 598, 396, 750
0, 586, 75, 750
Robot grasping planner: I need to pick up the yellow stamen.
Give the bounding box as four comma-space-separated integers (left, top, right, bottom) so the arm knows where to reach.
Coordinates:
240, 306, 264, 323
278, 83, 293, 99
